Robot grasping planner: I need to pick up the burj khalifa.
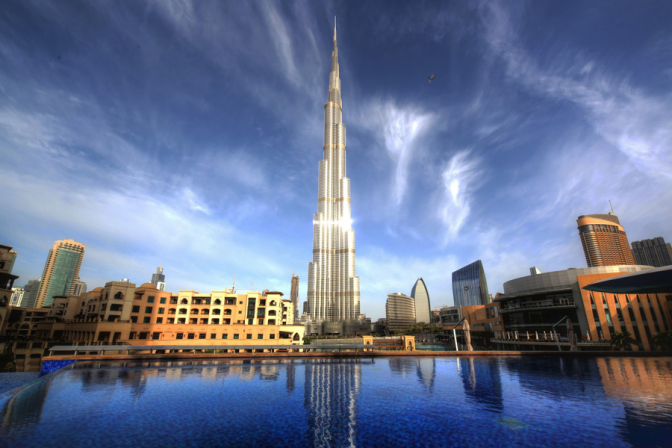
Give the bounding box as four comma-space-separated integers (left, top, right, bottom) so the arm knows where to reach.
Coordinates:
307, 20, 360, 325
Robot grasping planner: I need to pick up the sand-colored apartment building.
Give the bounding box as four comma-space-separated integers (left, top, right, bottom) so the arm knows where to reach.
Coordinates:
18, 282, 303, 347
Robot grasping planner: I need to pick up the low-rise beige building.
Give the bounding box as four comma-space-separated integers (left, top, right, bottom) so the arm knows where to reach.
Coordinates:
30, 282, 304, 348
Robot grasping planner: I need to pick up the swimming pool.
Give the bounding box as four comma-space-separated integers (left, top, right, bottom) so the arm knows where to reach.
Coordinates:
1, 356, 670, 447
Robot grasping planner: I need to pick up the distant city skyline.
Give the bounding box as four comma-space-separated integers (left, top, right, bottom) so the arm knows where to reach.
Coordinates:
1, 1, 671, 318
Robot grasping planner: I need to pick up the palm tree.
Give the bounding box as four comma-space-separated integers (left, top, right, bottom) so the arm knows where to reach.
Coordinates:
609, 331, 636, 351
651, 331, 672, 351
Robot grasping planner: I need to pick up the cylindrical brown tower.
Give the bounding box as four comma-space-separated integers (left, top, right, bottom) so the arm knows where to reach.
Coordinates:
577, 213, 635, 267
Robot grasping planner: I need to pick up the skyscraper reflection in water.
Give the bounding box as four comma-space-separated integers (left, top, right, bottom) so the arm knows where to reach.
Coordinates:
458, 358, 504, 412
304, 360, 362, 448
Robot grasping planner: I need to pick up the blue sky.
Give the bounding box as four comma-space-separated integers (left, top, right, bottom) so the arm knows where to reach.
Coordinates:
2, 1, 671, 319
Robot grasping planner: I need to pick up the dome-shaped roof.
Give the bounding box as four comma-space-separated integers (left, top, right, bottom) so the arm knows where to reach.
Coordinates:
138, 282, 157, 290
92, 287, 104, 292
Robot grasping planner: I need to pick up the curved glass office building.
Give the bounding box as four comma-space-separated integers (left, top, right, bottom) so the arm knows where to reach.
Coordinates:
411, 278, 431, 324
452, 260, 490, 307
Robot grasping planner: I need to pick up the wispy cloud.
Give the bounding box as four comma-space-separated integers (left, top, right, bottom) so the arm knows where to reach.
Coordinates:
439, 150, 482, 242
481, 1, 672, 183
359, 100, 434, 206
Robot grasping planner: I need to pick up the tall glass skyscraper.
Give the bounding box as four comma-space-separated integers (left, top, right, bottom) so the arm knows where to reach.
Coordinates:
151, 265, 165, 290
35, 239, 85, 308
410, 278, 431, 324
307, 20, 360, 323
452, 260, 490, 307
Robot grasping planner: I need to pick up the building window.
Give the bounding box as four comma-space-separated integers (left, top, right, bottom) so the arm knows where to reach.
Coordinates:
168, 318, 175, 324
139, 332, 148, 339
147, 296, 155, 303
129, 332, 136, 339
152, 332, 160, 340
145, 307, 153, 314
199, 333, 206, 339
270, 334, 275, 339
222, 334, 228, 339
248, 319, 254, 325
178, 318, 186, 324
160, 297, 166, 304
188, 333, 195, 339
179, 309, 187, 314
234, 334, 239, 339
210, 333, 216, 339
246, 334, 252, 339
143, 317, 151, 324
224, 319, 231, 325
176, 333, 183, 339
131, 316, 138, 323
199, 318, 207, 324
170, 298, 178, 304
158, 308, 165, 314
156, 317, 163, 324
190, 318, 197, 324
132, 306, 140, 313
257, 334, 263, 339
211, 319, 220, 324
258, 319, 264, 325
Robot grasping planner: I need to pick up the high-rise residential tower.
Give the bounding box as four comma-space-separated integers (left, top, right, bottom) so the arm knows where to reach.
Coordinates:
151, 264, 165, 290
307, 20, 360, 323
411, 278, 431, 324
631, 237, 672, 267
290, 274, 300, 320
386, 293, 416, 330
577, 213, 635, 267
73, 277, 87, 296
35, 239, 85, 308
21, 279, 41, 308
452, 260, 490, 308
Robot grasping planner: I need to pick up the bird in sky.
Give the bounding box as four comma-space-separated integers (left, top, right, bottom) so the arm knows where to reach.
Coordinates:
428, 73, 435, 83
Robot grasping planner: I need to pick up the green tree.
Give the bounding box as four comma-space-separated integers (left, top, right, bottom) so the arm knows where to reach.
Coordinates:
651, 330, 672, 351
609, 331, 636, 351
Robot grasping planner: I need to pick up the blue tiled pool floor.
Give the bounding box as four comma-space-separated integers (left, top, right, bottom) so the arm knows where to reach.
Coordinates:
1, 357, 670, 447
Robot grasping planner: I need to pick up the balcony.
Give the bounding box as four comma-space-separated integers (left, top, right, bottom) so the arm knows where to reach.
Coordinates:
500, 301, 576, 314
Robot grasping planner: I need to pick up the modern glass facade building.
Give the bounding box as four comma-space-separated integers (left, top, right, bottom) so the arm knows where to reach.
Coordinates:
452, 260, 490, 307
151, 265, 165, 287
35, 239, 85, 308
410, 278, 431, 324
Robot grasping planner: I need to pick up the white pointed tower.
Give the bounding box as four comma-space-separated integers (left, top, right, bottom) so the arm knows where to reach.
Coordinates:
307, 19, 360, 323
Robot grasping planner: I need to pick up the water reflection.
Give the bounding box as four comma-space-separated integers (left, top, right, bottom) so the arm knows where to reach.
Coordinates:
597, 358, 672, 448
502, 356, 602, 401
0, 376, 51, 437
1, 357, 671, 448
458, 357, 503, 412
304, 359, 362, 448
389, 357, 436, 391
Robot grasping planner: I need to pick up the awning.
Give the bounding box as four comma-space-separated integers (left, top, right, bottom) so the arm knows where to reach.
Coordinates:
583, 265, 672, 294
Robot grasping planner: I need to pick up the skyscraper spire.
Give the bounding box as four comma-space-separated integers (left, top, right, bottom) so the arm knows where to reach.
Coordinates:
331, 17, 339, 76
307, 21, 360, 325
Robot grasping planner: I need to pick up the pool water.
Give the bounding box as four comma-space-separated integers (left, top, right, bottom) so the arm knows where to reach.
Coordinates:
1, 356, 671, 448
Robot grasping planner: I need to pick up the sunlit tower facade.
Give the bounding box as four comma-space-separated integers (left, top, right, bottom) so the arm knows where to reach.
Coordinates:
307, 20, 360, 324
35, 238, 85, 308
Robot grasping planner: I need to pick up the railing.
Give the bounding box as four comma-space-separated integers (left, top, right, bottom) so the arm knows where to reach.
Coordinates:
48, 343, 365, 356
491, 337, 610, 345
500, 302, 576, 313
